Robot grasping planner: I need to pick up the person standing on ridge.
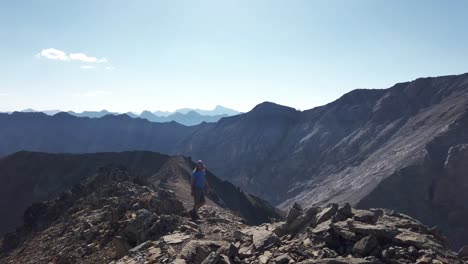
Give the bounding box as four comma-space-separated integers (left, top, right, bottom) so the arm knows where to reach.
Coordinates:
190, 160, 208, 220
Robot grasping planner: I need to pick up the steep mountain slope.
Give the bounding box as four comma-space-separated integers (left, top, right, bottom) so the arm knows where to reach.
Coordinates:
0, 151, 279, 237
172, 74, 468, 248
175, 75, 468, 207
1, 166, 464, 263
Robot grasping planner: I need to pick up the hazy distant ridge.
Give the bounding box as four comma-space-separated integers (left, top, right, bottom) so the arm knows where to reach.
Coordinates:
18, 105, 240, 126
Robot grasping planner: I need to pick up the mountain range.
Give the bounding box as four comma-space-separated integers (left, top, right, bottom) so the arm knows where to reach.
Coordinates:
17, 105, 240, 126
1, 73, 468, 249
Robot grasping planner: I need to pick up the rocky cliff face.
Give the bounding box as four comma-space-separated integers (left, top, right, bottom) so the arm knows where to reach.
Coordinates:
0, 151, 279, 237
0, 167, 465, 263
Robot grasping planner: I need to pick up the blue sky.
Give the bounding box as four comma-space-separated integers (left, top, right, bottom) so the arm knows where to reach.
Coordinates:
1, 0, 468, 113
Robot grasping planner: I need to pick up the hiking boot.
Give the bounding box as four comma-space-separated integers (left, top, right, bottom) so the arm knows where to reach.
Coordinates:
190, 209, 200, 221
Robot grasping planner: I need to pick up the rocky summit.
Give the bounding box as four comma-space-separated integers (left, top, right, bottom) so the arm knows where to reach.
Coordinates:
0, 166, 466, 264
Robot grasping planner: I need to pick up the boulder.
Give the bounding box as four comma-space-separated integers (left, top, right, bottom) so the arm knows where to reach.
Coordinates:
331, 221, 360, 241
147, 247, 162, 262
180, 240, 226, 264
274, 207, 318, 236
152, 190, 185, 215
347, 220, 399, 240
123, 209, 157, 244
258, 251, 272, 264
238, 246, 253, 258
252, 229, 280, 250
162, 233, 190, 244
335, 203, 353, 221
352, 235, 379, 256
353, 210, 378, 224
275, 253, 293, 264
218, 243, 238, 258
315, 204, 339, 226
286, 207, 303, 223
392, 229, 444, 252
313, 219, 333, 234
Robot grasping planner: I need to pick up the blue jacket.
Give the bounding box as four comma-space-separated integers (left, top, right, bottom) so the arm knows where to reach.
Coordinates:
192, 170, 206, 190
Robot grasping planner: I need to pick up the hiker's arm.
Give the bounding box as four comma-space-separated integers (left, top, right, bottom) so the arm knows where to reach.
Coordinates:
191, 174, 195, 195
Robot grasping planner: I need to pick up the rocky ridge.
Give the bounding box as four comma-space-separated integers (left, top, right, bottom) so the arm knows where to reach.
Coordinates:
0, 167, 466, 264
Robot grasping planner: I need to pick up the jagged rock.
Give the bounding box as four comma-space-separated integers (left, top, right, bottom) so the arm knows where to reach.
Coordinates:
313, 219, 333, 234
416, 255, 433, 263
331, 221, 360, 241
238, 245, 253, 258
274, 207, 318, 236
275, 253, 293, 264
173, 259, 187, 264
111, 236, 130, 259
147, 247, 162, 262
195, 232, 206, 239
347, 220, 399, 239
123, 209, 157, 245
179, 240, 226, 264
292, 202, 303, 211
458, 245, 468, 257
334, 203, 353, 221
352, 235, 378, 256
393, 229, 445, 252
163, 233, 191, 244
201, 252, 230, 264
298, 257, 382, 264
218, 243, 238, 258
233, 230, 249, 241
353, 210, 379, 224
152, 190, 185, 215
259, 250, 272, 264
315, 204, 338, 226
252, 229, 280, 250
128, 240, 154, 253
287, 207, 303, 223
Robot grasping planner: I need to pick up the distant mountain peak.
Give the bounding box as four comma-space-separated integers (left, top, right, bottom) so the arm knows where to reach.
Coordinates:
250, 101, 298, 114
175, 105, 240, 116
53, 112, 75, 118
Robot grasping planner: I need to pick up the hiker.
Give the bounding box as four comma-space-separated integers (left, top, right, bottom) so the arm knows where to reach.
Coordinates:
190, 160, 208, 220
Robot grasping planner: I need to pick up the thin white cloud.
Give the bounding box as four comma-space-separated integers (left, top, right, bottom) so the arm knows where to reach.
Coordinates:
36, 48, 69, 61
75, 90, 112, 97
105, 66, 115, 70
97, 58, 108, 63
36, 48, 108, 65
70, 53, 98, 63
0, 93, 8, 96
80, 65, 96, 70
